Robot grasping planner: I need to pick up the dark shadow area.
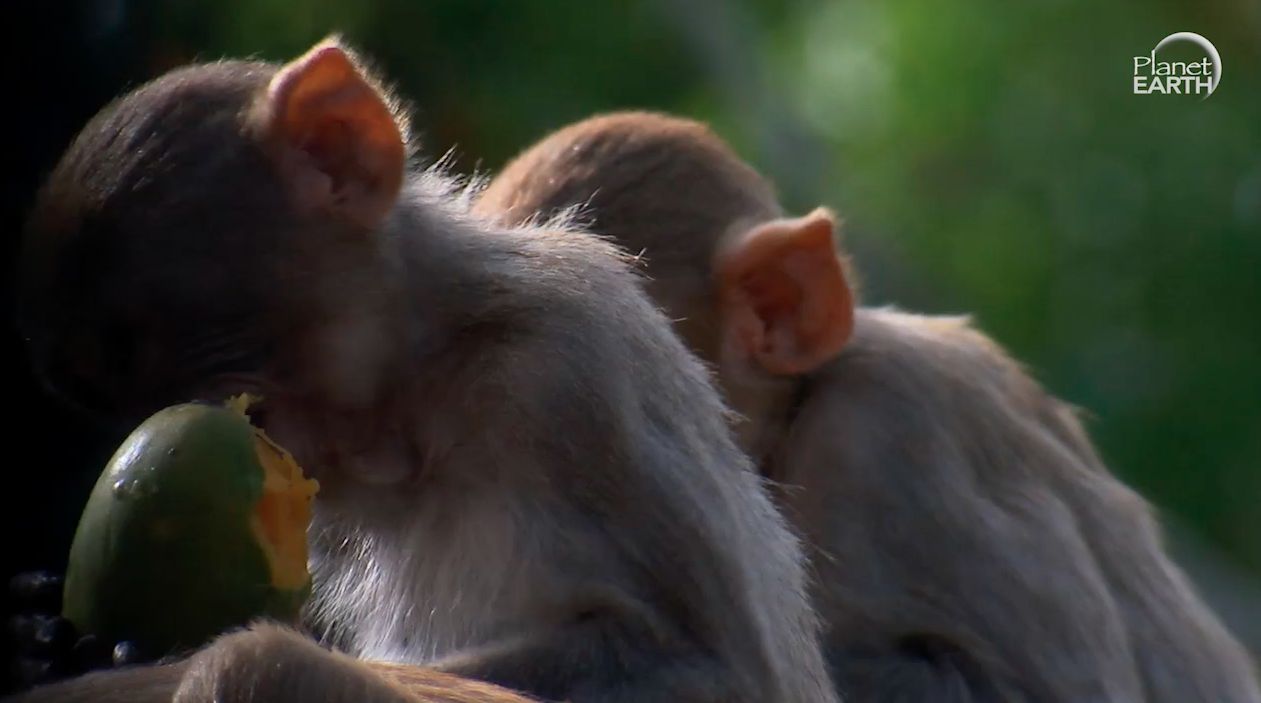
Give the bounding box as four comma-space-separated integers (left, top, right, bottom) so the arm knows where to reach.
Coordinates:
1, 1, 156, 693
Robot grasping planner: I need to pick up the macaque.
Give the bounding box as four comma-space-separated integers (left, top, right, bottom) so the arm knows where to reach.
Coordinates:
8, 44, 839, 703
473, 111, 1261, 703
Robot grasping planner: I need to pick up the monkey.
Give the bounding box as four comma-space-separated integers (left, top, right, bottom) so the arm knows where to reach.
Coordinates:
471, 111, 1261, 703
8, 44, 839, 703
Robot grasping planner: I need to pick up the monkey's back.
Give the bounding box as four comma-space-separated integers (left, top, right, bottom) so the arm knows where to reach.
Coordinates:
782, 306, 1260, 703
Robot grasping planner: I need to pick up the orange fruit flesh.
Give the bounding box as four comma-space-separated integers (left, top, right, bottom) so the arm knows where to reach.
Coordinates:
227, 394, 320, 591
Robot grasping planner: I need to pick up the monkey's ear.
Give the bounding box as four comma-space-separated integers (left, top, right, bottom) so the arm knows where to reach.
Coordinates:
715, 208, 854, 376
260, 40, 406, 228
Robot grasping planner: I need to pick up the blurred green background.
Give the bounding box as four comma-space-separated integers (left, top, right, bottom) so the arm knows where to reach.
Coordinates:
16, 0, 1261, 644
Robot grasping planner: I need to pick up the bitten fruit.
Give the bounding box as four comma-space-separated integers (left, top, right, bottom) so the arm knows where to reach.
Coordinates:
61, 395, 319, 657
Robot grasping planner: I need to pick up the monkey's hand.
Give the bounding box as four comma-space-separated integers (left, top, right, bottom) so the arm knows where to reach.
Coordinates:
177, 624, 539, 703
5, 623, 531, 703
5, 571, 154, 692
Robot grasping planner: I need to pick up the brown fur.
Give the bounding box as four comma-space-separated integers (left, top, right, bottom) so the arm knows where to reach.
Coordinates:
473, 111, 1261, 703
4, 624, 540, 703
13, 47, 836, 703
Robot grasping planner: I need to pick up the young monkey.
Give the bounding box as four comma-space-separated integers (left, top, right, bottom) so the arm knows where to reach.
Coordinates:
473, 111, 1261, 703
8, 45, 838, 703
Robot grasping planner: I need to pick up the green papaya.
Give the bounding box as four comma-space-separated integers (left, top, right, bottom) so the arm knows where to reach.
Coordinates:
62, 395, 320, 657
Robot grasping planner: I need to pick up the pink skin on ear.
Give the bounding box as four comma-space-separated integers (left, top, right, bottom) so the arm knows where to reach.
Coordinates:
715, 208, 855, 376
262, 40, 406, 228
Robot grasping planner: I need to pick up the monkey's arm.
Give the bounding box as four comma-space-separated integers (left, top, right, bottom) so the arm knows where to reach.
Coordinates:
5, 624, 534, 703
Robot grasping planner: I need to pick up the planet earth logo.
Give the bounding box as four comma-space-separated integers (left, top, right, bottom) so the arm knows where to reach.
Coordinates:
1133, 32, 1221, 99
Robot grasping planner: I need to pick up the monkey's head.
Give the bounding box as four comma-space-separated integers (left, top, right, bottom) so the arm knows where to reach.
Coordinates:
476, 112, 855, 382
19, 39, 410, 430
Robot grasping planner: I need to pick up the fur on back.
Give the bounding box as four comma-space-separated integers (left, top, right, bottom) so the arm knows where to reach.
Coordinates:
784, 307, 1259, 703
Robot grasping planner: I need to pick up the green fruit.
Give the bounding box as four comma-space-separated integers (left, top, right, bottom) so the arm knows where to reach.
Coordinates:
62, 397, 320, 657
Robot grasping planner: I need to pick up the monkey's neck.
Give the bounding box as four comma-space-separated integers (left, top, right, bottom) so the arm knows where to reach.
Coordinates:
723, 374, 803, 478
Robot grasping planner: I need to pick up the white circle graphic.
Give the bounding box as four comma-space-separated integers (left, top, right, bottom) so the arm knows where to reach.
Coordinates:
1152, 32, 1221, 99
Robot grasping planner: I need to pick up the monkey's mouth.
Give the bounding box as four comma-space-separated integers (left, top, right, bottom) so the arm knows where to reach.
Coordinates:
238, 396, 271, 432
215, 392, 325, 483
197, 383, 414, 488
194, 386, 266, 424
193, 380, 316, 475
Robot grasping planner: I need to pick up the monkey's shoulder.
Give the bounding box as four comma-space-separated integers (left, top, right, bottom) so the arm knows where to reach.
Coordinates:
823, 306, 1057, 412
792, 306, 1086, 473
445, 216, 739, 449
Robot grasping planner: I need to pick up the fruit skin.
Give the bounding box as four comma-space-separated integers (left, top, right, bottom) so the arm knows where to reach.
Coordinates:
62, 402, 312, 658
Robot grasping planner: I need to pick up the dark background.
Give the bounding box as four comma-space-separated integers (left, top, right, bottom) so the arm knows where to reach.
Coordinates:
4, 0, 1260, 693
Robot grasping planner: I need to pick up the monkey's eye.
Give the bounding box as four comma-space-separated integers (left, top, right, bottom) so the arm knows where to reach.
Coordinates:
40, 324, 137, 416
95, 323, 140, 379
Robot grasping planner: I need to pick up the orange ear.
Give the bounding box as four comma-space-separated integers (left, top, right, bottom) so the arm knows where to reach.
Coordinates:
715, 208, 854, 376
261, 39, 406, 227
